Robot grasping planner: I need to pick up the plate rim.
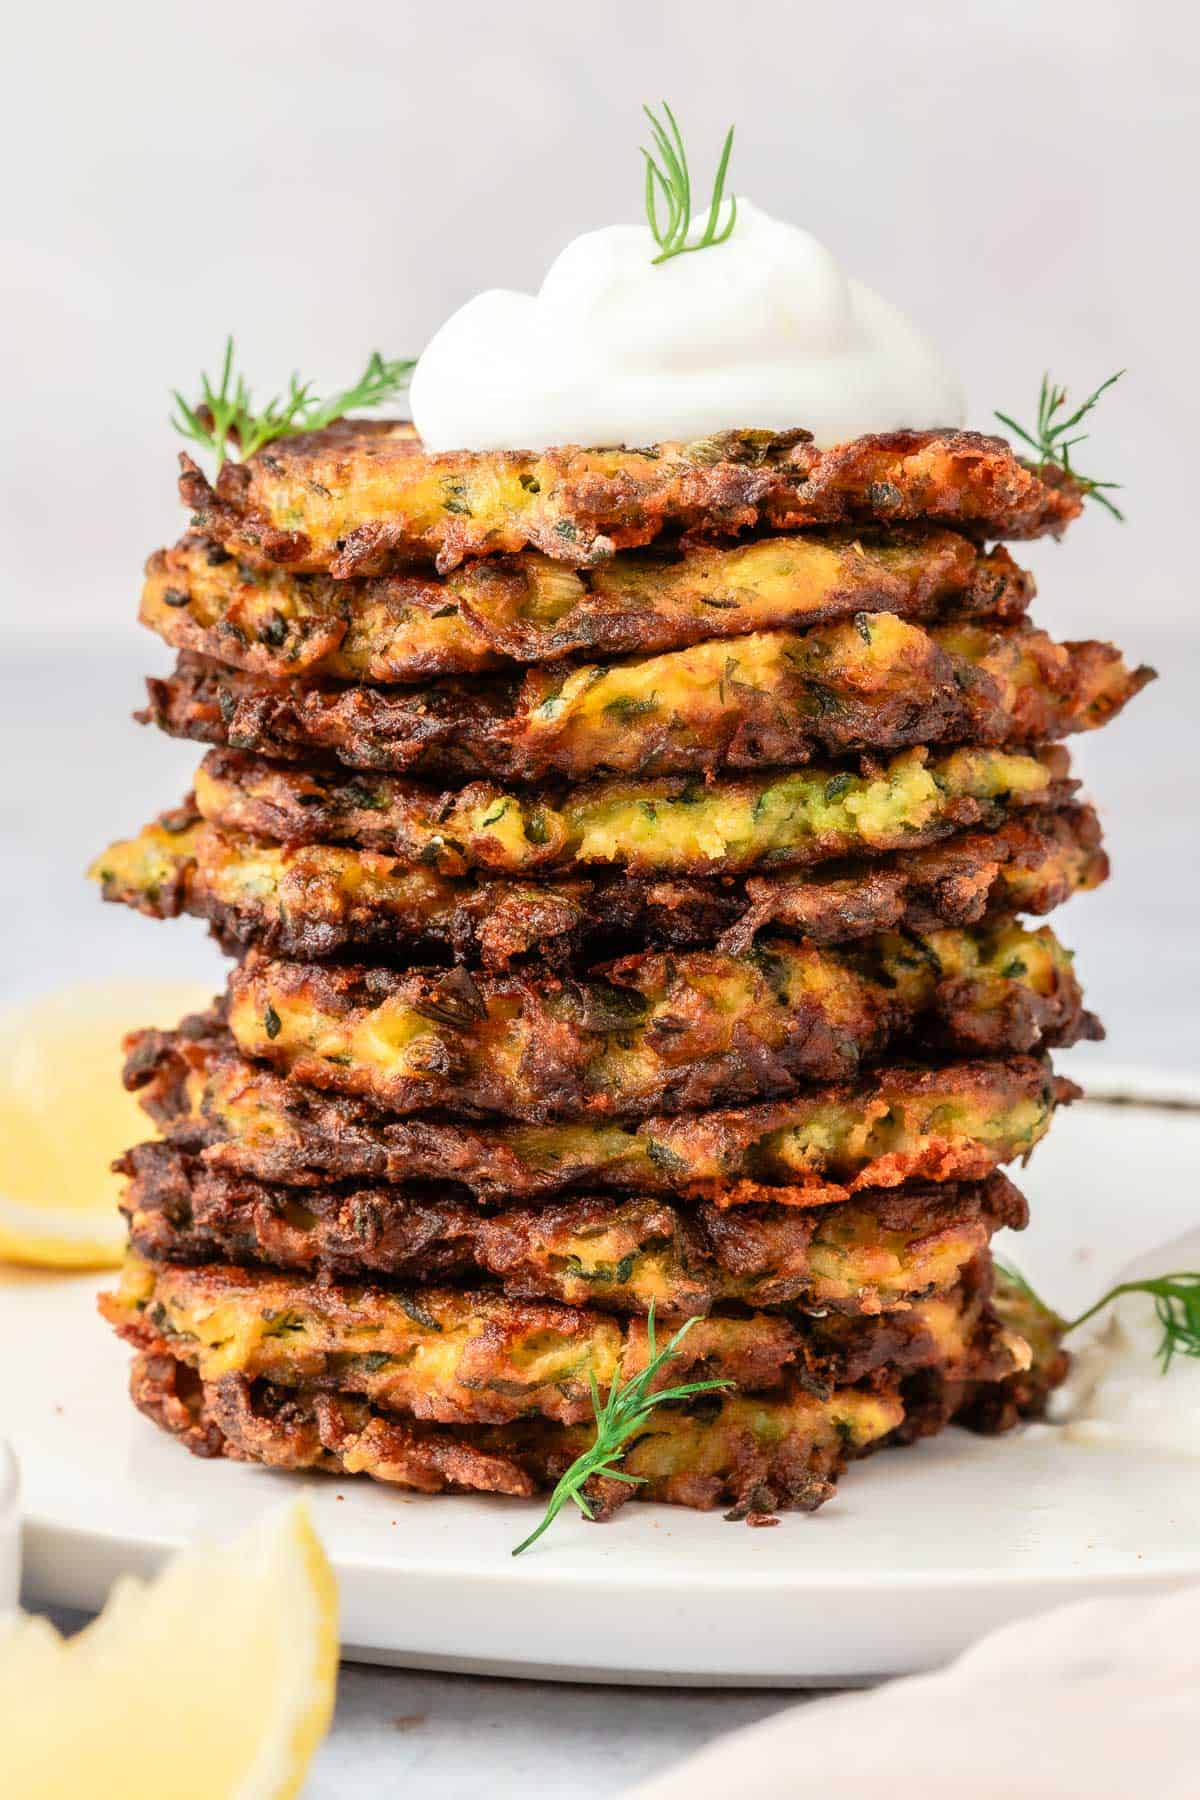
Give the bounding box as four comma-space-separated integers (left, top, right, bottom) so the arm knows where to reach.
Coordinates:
9, 1093, 1200, 1680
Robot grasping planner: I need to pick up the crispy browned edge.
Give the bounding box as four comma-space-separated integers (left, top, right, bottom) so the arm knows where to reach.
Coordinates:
135, 634, 1153, 783
142, 527, 1036, 680
119, 1134, 1028, 1310
122, 1284, 1060, 1517
183, 743, 1079, 881
218, 937, 1098, 1125
96, 800, 1107, 968
178, 423, 1083, 577
123, 1016, 1079, 1207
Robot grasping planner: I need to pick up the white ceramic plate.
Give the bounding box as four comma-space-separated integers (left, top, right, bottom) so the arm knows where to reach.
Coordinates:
7, 1096, 1200, 1685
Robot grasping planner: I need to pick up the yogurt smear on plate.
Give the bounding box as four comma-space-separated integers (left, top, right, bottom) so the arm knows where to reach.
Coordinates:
1049, 1228, 1200, 1455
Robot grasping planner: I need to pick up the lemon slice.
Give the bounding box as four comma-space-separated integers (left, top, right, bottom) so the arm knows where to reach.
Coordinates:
0, 1499, 338, 1799
0, 980, 213, 1267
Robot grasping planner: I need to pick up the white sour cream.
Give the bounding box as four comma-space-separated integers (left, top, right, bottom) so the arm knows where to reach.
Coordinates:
410, 200, 965, 452
1049, 1228, 1200, 1455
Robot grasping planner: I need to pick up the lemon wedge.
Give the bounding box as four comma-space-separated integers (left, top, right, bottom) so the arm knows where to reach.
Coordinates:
0, 1499, 338, 1799
0, 980, 212, 1267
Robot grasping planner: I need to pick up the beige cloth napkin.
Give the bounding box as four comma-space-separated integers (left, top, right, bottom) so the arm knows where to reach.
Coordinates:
628, 1582, 1200, 1799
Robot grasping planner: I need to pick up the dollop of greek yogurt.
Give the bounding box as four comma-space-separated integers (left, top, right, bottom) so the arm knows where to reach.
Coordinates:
410, 200, 965, 452
1049, 1228, 1200, 1455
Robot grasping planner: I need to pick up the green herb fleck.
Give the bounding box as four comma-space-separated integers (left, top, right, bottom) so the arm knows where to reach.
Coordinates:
398, 1293, 444, 1333
261, 1309, 305, 1338
565, 1252, 639, 1287
342, 781, 389, 813
603, 693, 660, 721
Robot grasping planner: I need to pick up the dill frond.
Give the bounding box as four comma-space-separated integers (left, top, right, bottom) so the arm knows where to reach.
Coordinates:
171, 339, 414, 470
641, 103, 737, 266
996, 1260, 1200, 1371
511, 1304, 734, 1556
995, 370, 1126, 520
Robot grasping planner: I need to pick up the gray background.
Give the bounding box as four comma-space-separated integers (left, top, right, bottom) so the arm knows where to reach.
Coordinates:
5, 0, 1196, 652
5, 0, 1197, 1072
4, 7, 1198, 1794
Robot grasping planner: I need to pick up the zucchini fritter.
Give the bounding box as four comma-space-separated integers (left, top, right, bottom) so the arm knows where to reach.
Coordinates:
224, 926, 1094, 1122
126, 1018, 1074, 1206
178, 422, 1081, 576
102, 1251, 1021, 1428
970, 1263, 1072, 1431
724, 804, 1107, 951
192, 744, 1073, 878
143, 529, 1034, 681
120, 1137, 1028, 1315
129, 1349, 905, 1513
92, 802, 1106, 968
142, 616, 1150, 779
92, 808, 737, 965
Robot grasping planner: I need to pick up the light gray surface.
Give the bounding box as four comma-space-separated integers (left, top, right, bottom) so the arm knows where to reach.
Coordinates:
306, 1666, 791, 1799
37, 1606, 799, 1797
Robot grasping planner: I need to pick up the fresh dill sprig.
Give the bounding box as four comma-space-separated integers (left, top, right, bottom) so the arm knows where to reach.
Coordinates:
1070, 1275, 1200, 1372
993, 1257, 1049, 1314
994, 371, 1126, 520
996, 1260, 1200, 1372
641, 102, 737, 266
171, 338, 415, 471
511, 1304, 735, 1556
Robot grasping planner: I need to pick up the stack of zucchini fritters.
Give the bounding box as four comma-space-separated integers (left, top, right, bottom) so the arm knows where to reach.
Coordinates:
94, 421, 1151, 1523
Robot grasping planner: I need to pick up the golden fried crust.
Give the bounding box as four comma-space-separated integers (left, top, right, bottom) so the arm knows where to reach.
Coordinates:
129, 1297, 1057, 1515
101, 1250, 1019, 1428
223, 925, 1095, 1123
725, 804, 1107, 950
960, 1267, 1071, 1432
91, 805, 746, 966
128, 1351, 904, 1513
91, 802, 1107, 969
119, 1137, 1028, 1315
142, 529, 1034, 681
177, 423, 1082, 575
191, 744, 1073, 879
139, 617, 1151, 780
125, 1017, 1075, 1205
